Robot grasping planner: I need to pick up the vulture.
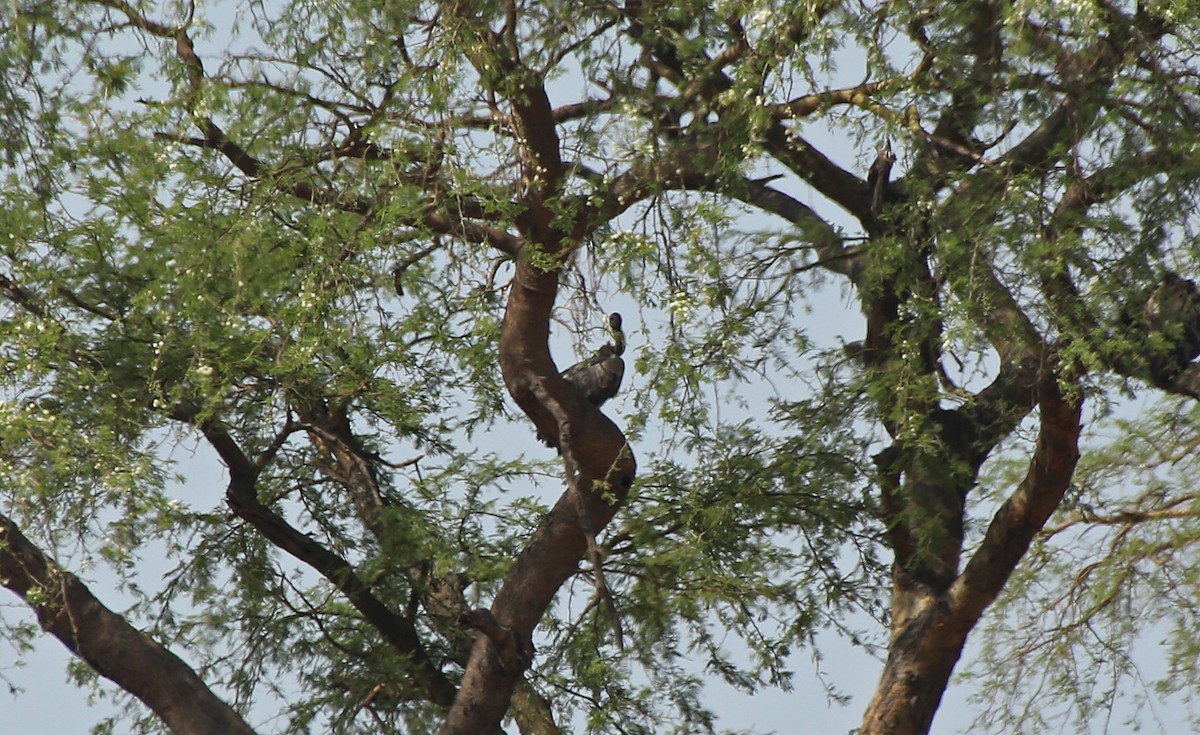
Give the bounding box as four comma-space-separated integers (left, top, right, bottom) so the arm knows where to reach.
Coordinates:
539, 312, 625, 447
1143, 273, 1200, 387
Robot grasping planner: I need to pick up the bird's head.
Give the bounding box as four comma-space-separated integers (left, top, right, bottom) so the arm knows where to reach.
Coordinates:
607, 312, 625, 354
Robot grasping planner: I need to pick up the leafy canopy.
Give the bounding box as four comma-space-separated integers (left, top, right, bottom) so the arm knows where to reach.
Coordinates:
1, 1, 1200, 734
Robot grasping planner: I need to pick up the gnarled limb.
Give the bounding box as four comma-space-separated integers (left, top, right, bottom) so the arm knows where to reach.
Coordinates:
861, 381, 1083, 735
442, 240, 636, 734
0, 511, 259, 735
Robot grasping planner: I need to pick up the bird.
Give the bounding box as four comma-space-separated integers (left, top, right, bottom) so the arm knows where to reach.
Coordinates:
1143, 273, 1200, 387
562, 312, 625, 406
539, 313, 626, 447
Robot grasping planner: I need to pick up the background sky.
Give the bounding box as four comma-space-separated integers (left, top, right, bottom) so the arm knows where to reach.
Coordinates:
1, 1, 1193, 733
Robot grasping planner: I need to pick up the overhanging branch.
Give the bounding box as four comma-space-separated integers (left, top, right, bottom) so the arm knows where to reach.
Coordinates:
0, 511, 259, 735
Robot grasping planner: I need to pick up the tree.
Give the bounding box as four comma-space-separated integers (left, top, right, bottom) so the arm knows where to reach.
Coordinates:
2, 0, 1199, 733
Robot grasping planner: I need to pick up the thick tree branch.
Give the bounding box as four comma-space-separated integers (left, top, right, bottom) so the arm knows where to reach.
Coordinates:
442, 203, 635, 734
409, 19, 640, 727
951, 383, 1084, 621
0, 511, 259, 735
859, 380, 1083, 735
762, 125, 874, 221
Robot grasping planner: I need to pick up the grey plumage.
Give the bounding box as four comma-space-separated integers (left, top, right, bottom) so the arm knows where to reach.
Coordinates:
561, 312, 625, 407
539, 313, 626, 447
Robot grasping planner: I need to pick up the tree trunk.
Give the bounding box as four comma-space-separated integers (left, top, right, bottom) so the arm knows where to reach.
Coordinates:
861, 388, 1083, 734
859, 586, 971, 734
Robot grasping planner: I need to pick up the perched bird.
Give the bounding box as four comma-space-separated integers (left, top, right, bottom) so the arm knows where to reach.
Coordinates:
539, 313, 626, 447
562, 312, 625, 406
1143, 273, 1200, 387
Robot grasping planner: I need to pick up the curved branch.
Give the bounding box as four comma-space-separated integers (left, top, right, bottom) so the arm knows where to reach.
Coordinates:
0, 511, 259, 735
951, 383, 1084, 620
442, 217, 635, 735
762, 125, 873, 221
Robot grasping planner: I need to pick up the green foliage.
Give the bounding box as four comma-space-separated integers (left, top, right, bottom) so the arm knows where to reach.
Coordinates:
1, 0, 1200, 734
964, 399, 1200, 733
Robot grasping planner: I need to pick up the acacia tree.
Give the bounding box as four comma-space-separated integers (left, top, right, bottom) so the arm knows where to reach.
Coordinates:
3, 0, 1200, 733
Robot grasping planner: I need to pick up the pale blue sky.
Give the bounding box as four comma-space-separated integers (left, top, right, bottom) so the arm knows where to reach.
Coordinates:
2, 2, 1193, 733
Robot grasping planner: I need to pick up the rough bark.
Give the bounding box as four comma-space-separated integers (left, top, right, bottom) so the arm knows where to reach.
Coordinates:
438, 244, 636, 734
859, 386, 1083, 734
0, 511, 258, 735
